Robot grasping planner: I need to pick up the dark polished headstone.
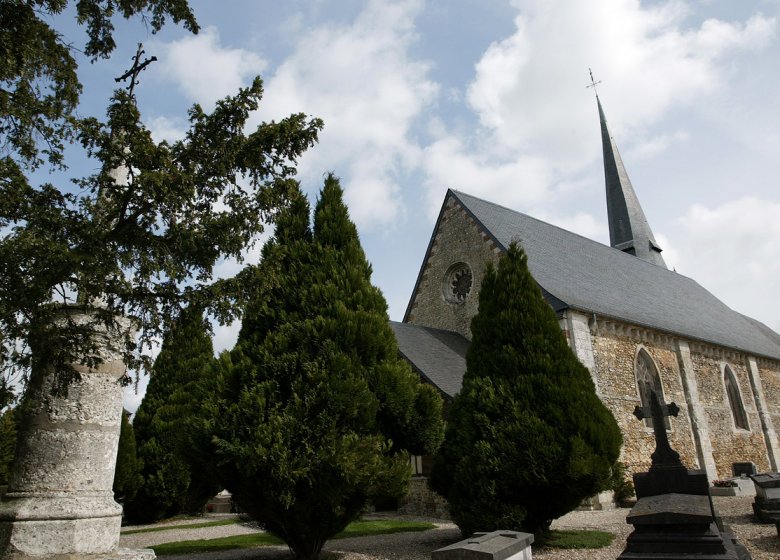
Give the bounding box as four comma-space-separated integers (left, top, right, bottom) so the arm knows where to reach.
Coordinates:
732, 462, 757, 478
617, 390, 751, 560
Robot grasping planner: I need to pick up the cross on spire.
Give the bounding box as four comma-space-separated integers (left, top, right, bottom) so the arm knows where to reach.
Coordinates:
586, 68, 602, 97
634, 390, 684, 470
115, 43, 157, 98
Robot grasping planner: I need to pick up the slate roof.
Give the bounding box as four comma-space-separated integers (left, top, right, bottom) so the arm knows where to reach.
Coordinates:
451, 190, 780, 361
390, 321, 468, 398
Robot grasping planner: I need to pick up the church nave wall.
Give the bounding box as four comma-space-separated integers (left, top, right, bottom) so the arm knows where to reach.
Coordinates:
588, 325, 699, 476
688, 351, 769, 477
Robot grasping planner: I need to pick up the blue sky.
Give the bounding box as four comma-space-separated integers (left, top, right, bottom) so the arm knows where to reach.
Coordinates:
46, 0, 780, 411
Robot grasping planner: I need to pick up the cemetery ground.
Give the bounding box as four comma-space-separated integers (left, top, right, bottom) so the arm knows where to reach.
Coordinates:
119, 496, 780, 560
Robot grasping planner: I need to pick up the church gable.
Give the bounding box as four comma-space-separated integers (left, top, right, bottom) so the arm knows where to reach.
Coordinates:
404, 191, 502, 339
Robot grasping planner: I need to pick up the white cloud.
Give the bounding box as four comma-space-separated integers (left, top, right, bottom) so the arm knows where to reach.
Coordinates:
212, 320, 241, 355
673, 197, 780, 332
157, 27, 267, 108
255, 0, 438, 230
422, 0, 776, 215
146, 115, 187, 144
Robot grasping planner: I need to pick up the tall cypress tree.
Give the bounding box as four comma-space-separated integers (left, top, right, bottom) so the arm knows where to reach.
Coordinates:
214, 176, 443, 560
430, 242, 621, 536
124, 305, 219, 523
113, 410, 143, 505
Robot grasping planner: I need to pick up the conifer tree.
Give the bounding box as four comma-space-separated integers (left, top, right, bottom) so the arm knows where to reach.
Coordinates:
113, 410, 143, 505
430, 242, 621, 536
214, 176, 444, 560
125, 306, 219, 523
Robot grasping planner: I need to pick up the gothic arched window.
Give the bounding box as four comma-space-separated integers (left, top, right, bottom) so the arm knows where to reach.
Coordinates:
635, 348, 669, 429
723, 365, 749, 431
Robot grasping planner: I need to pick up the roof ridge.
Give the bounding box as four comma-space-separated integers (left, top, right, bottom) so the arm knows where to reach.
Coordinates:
451, 189, 678, 273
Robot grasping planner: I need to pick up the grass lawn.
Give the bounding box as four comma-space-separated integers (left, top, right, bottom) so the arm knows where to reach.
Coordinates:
536, 529, 614, 549
152, 520, 435, 555
122, 518, 240, 535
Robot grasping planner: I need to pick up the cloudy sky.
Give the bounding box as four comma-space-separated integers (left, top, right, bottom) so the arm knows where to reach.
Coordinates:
53, 0, 780, 411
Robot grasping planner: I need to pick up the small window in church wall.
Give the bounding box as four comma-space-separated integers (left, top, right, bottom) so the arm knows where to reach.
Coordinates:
442, 262, 473, 303
635, 348, 670, 429
723, 365, 749, 431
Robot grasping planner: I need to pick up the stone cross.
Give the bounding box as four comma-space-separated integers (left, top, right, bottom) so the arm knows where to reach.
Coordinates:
634, 390, 685, 470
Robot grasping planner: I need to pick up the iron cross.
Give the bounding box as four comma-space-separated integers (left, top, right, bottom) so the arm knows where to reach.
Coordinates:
586, 68, 602, 96
115, 43, 157, 98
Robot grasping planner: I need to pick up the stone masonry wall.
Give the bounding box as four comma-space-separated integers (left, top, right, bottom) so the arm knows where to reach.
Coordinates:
688, 348, 770, 477
398, 477, 450, 518
406, 194, 501, 338
756, 359, 780, 469
589, 321, 700, 475
587, 317, 777, 479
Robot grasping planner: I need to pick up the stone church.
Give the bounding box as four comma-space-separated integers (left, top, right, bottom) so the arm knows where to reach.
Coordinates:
391, 96, 780, 492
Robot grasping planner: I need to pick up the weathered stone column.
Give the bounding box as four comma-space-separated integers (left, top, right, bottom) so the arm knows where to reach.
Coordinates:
746, 356, 780, 471
674, 340, 717, 480
564, 311, 598, 393
0, 310, 154, 559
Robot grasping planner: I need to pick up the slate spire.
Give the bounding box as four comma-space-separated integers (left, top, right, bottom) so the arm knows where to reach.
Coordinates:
597, 96, 667, 268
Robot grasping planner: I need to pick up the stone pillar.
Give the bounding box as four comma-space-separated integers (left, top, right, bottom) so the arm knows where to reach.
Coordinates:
0, 310, 153, 559
674, 340, 717, 480
746, 356, 780, 471
565, 311, 598, 392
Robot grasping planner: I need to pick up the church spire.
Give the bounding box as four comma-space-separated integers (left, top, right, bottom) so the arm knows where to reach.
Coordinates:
597, 95, 667, 268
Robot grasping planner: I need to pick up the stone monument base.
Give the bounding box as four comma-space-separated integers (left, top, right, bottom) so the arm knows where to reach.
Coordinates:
0, 493, 124, 557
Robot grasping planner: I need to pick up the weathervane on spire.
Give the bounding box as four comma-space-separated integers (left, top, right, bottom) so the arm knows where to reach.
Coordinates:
587, 68, 602, 97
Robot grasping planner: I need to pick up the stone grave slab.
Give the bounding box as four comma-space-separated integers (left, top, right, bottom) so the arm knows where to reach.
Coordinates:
750, 473, 780, 523
432, 530, 534, 560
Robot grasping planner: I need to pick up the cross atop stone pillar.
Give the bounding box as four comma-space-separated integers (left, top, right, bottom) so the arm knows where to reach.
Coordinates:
633, 390, 684, 471
0, 308, 154, 559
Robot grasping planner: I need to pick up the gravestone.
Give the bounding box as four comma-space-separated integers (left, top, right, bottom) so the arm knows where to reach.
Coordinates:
0, 308, 154, 559
732, 462, 757, 478
432, 530, 534, 560
749, 472, 780, 523
617, 390, 751, 560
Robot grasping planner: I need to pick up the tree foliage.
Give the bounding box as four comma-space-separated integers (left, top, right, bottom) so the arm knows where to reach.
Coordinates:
113, 409, 142, 505
213, 176, 444, 560
0, 407, 18, 486
430, 242, 622, 536
0, 1, 323, 404
1, 0, 197, 170
124, 306, 219, 523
